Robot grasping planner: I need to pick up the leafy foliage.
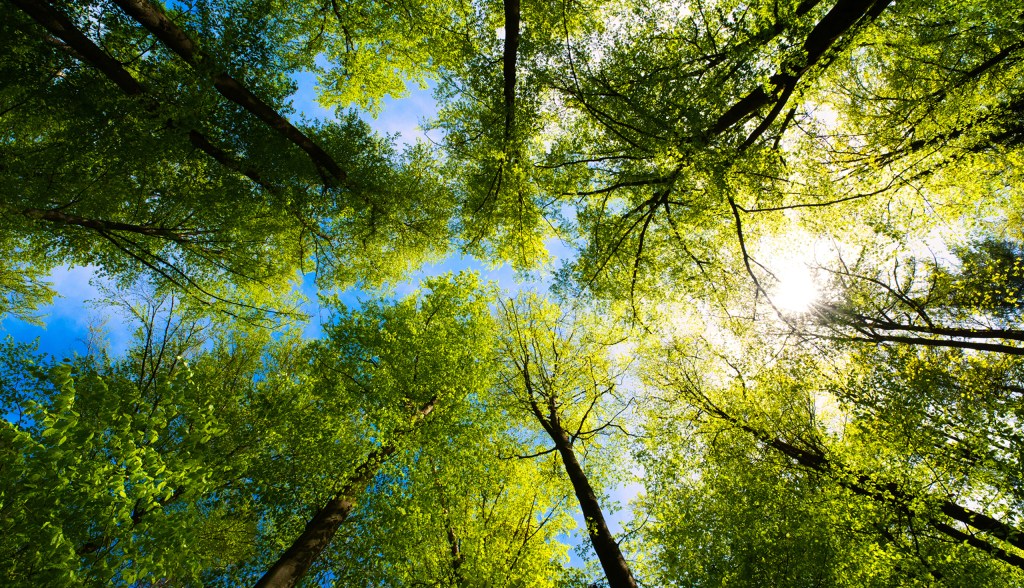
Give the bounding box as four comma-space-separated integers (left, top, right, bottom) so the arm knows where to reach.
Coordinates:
4, 0, 1024, 586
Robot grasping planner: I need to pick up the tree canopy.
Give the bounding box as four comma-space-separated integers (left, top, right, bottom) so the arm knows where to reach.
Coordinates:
3, 0, 1024, 586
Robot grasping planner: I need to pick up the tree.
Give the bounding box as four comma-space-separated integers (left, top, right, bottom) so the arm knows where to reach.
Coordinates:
0, 275, 539, 587
640, 336, 1024, 585
0, 294, 299, 585
504, 0, 1024, 307
312, 399, 576, 587
624, 231, 1024, 584
6, 0, 1024, 585
808, 238, 1024, 355
2, 0, 455, 316
796, 238, 1024, 529
251, 273, 502, 587
496, 294, 638, 588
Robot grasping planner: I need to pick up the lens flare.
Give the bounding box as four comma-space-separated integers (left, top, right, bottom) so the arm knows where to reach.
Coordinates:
772, 264, 819, 313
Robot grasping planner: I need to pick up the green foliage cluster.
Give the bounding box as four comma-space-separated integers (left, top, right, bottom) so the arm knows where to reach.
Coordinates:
3, 0, 1024, 586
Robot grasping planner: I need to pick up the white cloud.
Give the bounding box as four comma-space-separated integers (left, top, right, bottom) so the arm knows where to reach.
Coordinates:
5, 265, 134, 357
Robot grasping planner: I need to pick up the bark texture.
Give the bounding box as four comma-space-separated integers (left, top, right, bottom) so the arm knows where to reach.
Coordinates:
109, 0, 348, 185
11, 1, 277, 193
710, 0, 893, 137
501, 0, 520, 140
253, 450, 388, 588
552, 431, 638, 588
521, 363, 638, 588
9, 0, 144, 95
255, 399, 437, 588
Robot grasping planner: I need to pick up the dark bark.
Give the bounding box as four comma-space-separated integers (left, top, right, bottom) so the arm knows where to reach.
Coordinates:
552, 430, 638, 588
931, 520, 1024, 570
434, 476, 466, 586
844, 333, 1024, 356
931, 40, 1024, 104
710, 0, 893, 136
444, 516, 465, 586
253, 449, 389, 588
938, 501, 1024, 552
501, 0, 520, 141
254, 399, 437, 588
727, 0, 827, 61
776, 441, 1024, 568
8, 0, 144, 95
820, 310, 1024, 354
712, 87, 774, 137
11, 1, 276, 193
22, 208, 196, 244
715, 411, 1024, 569
800, 0, 886, 65
109, 0, 348, 186
519, 361, 637, 588
824, 313, 1024, 343
186, 131, 280, 194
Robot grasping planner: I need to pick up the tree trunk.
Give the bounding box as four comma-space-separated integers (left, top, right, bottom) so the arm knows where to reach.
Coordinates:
10, 1, 277, 193
720, 413, 1024, 570
255, 399, 436, 587
845, 333, 1024, 356
254, 445, 392, 588
8, 0, 144, 95
253, 487, 361, 588
109, 0, 348, 185
711, 0, 892, 135
21, 208, 195, 244
501, 0, 520, 141
826, 313, 1024, 343
552, 430, 637, 588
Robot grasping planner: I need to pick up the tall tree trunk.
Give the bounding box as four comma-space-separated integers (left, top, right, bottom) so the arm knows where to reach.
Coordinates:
109, 0, 348, 186
7, 0, 144, 95
255, 398, 437, 588
443, 514, 466, 586
253, 448, 389, 588
519, 353, 637, 588
552, 430, 637, 588
501, 0, 520, 141
9, 0, 279, 194
822, 311, 1024, 343
434, 473, 466, 587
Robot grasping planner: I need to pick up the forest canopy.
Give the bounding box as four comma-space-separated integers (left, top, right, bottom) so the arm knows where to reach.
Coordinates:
2, 0, 1024, 586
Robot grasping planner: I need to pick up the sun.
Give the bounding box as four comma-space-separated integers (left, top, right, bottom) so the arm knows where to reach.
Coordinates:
771, 263, 820, 314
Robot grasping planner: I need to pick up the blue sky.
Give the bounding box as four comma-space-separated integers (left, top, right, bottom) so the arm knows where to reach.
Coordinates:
0, 266, 135, 359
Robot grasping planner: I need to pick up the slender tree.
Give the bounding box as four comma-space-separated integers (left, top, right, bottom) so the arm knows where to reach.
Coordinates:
253, 274, 499, 587
496, 295, 638, 588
